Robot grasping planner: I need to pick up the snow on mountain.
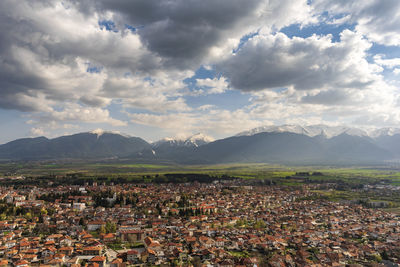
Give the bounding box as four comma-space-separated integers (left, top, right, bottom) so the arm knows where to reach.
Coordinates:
237, 125, 310, 137
184, 133, 215, 147
153, 133, 214, 148
369, 127, 400, 138
237, 124, 371, 139
152, 138, 186, 147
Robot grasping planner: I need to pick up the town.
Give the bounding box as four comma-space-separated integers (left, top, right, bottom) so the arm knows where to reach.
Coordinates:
0, 178, 398, 267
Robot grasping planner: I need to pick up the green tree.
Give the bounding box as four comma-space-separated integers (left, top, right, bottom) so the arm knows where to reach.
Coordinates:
40, 208, 47, 215
99, 225, 106, 234
254, 220, 266, 229
106, 222, 117, 233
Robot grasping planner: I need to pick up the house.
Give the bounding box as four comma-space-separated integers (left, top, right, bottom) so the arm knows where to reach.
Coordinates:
46, 234, 63, 243
42, 247, 57, 257
141, 248, 156, 264
47, 258, 64, 266
23, 254, 38, 262
82, 246, 102, 256
73, 203, 85, 211
101, 233, 116, 243
126, 250, 140, 263
89, 256, 106, 267
119, 230, 144, 242
215, 237, 225, 247
14, 260, 29, 267
53, 253, 66, 262
59, 246, 74, 256
65, 257, 79, 267
110, 258, 124, 267
87, 221, 106, 231
5, 240, 16, 248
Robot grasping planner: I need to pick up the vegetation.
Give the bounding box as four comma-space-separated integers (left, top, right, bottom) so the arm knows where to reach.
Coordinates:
3, 162, 400, 211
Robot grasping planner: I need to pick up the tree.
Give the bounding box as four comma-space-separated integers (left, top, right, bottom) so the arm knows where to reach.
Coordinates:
40, 208, 47, 215
106, 222, 117, 233
254, 220, 266, 229
79, 218, 86, 226
191, 256, 202, 267
25, 212, 32, 220
99, 225, 106, 234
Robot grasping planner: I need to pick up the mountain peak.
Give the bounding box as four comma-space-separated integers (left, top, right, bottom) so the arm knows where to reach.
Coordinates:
153, 133, 214, 148
370, 127, 400, 138
237, 124, 372, 139
186, 133, 215, 145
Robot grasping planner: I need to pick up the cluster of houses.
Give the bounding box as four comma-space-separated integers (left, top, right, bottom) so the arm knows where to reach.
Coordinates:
0, 180, 399, 266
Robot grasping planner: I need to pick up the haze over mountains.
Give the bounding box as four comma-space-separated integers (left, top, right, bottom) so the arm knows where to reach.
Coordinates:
1, 125, 399, 165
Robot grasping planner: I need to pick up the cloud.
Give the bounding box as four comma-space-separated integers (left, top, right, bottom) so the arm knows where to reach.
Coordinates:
30, 127, 45, 137
0, 0, 193, 124
312, 0, 400, 46
1, 0, 400, 140
0, 0, 315, 116
127, 107, 265, 138
301, 89, 352, 105
72, 0, 315, 68
218, 30, 381, 95
79, 96, 111, 107
374, 55, 400, 69
101, 74, 192, 112
195, 77, 229, 94
28, 105, 127, 131
244, 78, 400, 129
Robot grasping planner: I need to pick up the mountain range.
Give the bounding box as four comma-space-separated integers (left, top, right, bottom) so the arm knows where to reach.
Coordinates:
1, 125, 399, 165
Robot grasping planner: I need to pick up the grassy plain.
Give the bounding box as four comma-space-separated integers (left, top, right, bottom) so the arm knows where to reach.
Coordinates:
1, 162, 400, 190
2, 162, 400, 182
2, 161, 400, 212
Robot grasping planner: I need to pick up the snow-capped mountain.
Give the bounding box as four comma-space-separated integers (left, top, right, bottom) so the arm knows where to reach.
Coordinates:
2, 126, 400, 164
369, 127, 400, 138
153, 133, 214, 148
237, 124, 373, 139
184, 133, 215, 147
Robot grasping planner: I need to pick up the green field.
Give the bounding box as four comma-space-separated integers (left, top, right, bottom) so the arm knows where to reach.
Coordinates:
2, 162, 400, 211
2, 162, 400, 185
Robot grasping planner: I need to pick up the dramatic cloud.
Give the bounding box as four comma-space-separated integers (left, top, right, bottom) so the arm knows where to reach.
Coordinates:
218, 30, 381, 93
0, 0, 192, 129
73, 0, 314, 68
312, 0, 400, 46
0, 0, 399, 142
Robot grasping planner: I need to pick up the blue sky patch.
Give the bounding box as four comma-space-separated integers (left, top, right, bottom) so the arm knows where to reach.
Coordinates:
99, 20, 118, 32
86, 66, 102, 73
233, 31, 259, 53
281, 22, 356, 42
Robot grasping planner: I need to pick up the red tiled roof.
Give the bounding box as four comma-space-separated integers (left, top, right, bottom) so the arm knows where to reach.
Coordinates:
90, 256, 106, 262
127, 250, 139, 255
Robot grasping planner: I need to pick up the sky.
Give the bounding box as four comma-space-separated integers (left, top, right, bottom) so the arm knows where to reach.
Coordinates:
1, 0, 400, 144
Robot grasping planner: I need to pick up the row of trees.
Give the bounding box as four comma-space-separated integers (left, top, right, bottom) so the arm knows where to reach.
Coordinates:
98, 221, 117, 234
0, 204, 54, 220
